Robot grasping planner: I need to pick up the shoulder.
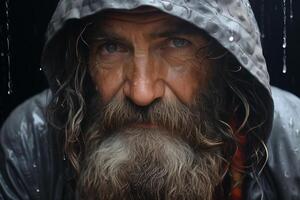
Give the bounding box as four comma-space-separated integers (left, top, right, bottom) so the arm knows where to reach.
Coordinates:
268, 86, 300, 199
271, 86, 300, 115
1, 89, 52, 139
0, 90, 59, 200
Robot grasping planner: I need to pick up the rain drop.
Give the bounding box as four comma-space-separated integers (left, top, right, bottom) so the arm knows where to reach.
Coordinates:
229, 36, 234, 42
290, 0, 293, 20
39, 67, 42, 71
260, 0, 265, 39
282, 50, 287, 74
33, 163, 37, 168
282, 38, 287, 49
282, 0, 288, 74
5, 0, 13, 95
36, 189, 40, 193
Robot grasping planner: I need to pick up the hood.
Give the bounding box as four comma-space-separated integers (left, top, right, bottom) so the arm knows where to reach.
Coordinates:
42, 0, 274, 141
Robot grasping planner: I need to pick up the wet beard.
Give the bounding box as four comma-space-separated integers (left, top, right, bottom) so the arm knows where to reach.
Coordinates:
78, 128, 222, 200
77, 86, 227, 200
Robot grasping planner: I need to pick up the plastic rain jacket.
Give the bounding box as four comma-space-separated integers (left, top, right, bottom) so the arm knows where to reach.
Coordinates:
1, 0, 300, 199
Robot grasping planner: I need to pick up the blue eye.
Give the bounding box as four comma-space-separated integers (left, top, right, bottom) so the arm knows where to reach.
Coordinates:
103, 43, 118, 53
171, 38, 191, 48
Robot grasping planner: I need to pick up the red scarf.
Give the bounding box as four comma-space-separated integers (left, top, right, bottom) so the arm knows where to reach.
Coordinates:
229, 122, 247, 200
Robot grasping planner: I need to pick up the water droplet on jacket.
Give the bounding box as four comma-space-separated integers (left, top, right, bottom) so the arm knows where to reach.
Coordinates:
39, 67, 42, 71
33, 163, 37, 168
229, 36, 234, 42
289, 118, 294, 128
36, 189, 40, 193
161, 1, 173, 11
284, 170, 290, 178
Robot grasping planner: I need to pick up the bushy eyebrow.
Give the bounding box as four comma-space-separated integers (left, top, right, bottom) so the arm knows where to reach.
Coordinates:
88, 30, 128, 42
150, 22, 205, 38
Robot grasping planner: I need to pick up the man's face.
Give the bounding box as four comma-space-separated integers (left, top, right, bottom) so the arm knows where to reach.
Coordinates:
78, 8, 226, 200
88, 8, 214, 109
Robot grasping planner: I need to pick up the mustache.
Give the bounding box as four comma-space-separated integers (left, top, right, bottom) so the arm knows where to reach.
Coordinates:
85, 94, 222, 149
101, 97, 197, 133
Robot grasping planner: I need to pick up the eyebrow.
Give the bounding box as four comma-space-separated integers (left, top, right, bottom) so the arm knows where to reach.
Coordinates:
150, 22, 205, 38
88, 29, 128, 42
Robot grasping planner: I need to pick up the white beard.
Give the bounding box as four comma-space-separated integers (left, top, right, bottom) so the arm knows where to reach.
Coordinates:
77, 128, 222, 200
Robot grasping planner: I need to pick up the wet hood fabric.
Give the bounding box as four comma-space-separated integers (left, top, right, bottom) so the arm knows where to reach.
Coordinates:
44, 0, 271, 93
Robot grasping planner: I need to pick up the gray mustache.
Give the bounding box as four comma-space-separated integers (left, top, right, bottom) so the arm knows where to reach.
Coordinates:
100, 97, 197, 134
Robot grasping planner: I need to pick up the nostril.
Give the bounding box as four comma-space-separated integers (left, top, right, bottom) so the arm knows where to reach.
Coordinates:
125, 96, 162, 116
123, 69, 165, 106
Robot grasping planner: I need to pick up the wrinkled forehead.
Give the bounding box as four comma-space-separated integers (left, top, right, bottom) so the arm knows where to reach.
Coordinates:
87, 6, 209, 38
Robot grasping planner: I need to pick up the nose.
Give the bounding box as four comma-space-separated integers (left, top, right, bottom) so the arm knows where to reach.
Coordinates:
123, 54, 164, 106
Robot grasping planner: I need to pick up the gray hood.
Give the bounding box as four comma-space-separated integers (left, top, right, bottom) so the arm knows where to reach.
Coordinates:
43, 0, 271, 92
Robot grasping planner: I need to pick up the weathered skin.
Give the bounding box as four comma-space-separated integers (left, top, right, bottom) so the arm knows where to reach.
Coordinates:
89, 10, 214, 106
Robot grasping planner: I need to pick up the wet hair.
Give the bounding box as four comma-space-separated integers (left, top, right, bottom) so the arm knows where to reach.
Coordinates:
44, 20, 272, 184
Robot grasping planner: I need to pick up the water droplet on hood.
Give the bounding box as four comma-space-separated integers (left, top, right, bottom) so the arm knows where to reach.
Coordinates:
161, 1, 173, 11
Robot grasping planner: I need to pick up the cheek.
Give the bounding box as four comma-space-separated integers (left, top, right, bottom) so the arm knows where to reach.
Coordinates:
89, 66, 124, 103
165, 58, 212, 104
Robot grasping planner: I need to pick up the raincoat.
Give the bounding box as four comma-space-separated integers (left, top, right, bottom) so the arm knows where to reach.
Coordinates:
1, 0, 300, 199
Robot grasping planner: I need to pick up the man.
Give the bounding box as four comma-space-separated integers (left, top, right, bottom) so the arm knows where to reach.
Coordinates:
1, 0, 300, 199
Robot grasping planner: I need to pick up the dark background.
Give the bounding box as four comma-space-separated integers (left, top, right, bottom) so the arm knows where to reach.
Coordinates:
0, 0, 300, 125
